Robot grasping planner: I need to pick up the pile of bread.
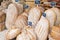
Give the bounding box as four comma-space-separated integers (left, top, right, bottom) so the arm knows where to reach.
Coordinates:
0, 1, 60, 40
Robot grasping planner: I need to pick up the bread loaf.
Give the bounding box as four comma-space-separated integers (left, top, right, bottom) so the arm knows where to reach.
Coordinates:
44, 9, 56, 28
28, 7, 42, 28
5, 3, 19, 29
50, 26, 60, 40
6, 28, 20, 40
0, 22, 5, 31
15, 12, 28, 30
51, 8, 60, 26
16, 26, 36, 40
35, 16, 49, 40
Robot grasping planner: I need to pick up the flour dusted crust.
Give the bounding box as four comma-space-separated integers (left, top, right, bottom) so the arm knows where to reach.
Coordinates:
51, 8, 60, 26
16, 26, 36, 40
35, 16, 49, 40
50, 26, 60, 40
5, 3, 19, 29
44, 9, 56, 28
28, 7, 42, 27
6, 28, 20, 40
15, 12, 28, 30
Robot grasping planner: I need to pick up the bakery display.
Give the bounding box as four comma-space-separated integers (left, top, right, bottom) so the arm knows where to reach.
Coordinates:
0, 0, 60, 40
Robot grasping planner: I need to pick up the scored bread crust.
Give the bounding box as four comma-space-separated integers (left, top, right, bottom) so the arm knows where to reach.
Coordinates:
5, 3, 19, 29
51, 8, 60, 26
44, 9, 56, 28
15, 12, 28, 30
35, 16, 49, 40
28, 7, 42, 27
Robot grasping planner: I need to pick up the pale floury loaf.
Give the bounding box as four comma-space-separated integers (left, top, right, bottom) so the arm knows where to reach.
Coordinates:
44, 9, 56, 28
51, 8, 60, 26
35, 16, 49, 40
15, 12, 28, 30
28, 7, 42, 28
16, 26, 36, 40
5, 3, 19, 29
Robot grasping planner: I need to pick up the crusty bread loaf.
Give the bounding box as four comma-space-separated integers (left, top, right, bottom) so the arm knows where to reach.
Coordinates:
0, 11, 6, 23
16, 26, 36, 40
51, 8, 60, 26
6, 28, 20, 40
50, 26, 60, 40
0, 22, 5, 31
5, 3, 19, 29
28, 7, 42, 28
15, 12, 28, 30
44, 9, 56, 28
35, 16, 49, 40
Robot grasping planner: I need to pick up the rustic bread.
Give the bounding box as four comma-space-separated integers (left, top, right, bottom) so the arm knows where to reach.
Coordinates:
28, 7, 42, 28
15, 12, 28, 30
44, 9, 56, 28
5, 3, 19, 29
35, 16, 49, 40
51, 8, 60, 26
16, 26, 36, 40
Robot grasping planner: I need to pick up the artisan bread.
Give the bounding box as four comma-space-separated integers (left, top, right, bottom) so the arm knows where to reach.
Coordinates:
28, 7, 42, 28
16, 26, 36, 40
35, 16, 49, 40
51, 8, 60, 26
44, 9, 56, 28
5, 3, 19, 29
15, 12, 28, 30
